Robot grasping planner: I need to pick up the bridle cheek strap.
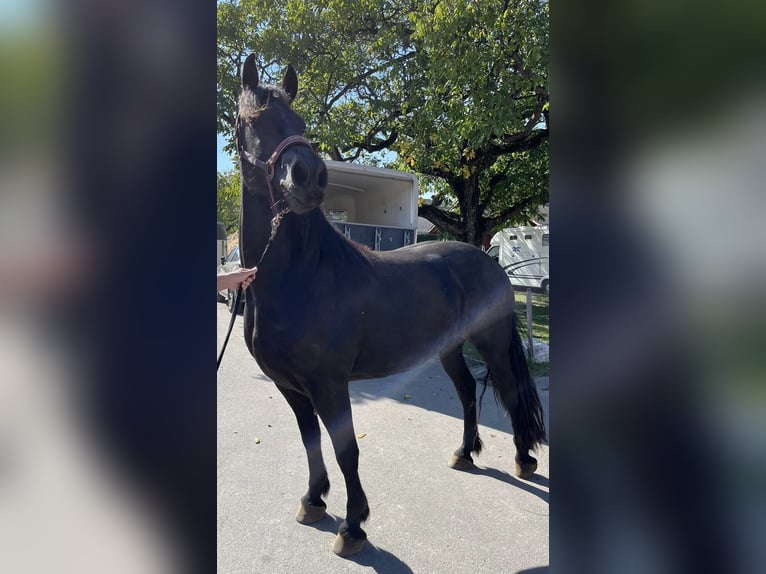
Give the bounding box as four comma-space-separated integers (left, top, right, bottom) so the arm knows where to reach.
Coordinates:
238, 134, 315, 213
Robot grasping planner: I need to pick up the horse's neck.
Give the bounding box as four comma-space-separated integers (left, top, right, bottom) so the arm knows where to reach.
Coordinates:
238, 186, 275, 270
239, 182, 345, 296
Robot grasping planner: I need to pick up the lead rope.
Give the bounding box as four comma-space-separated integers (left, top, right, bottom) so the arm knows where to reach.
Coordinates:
220, 120, 311, 371
216, 207, 290, 371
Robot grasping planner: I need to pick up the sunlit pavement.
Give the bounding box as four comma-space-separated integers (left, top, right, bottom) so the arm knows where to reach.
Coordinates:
217, 303, 549, 574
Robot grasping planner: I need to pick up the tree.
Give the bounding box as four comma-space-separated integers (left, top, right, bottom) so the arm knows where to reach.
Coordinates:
217, 170, 241, 233
217, 0, 549, 246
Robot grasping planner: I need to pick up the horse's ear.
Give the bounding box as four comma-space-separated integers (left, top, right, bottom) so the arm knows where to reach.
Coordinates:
242, 53, 259, 92
282, 63, 298, 102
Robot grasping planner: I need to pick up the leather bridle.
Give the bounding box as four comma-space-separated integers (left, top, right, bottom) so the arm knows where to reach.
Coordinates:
235, 117, 314, 217
219, 121, 314, 371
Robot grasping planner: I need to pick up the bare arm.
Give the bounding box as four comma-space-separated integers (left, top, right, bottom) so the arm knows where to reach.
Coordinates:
217, 267, 257, 291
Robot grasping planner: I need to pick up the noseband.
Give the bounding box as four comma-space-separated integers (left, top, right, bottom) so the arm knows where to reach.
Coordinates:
235, 118, 314, 217
238, 134, 314, 183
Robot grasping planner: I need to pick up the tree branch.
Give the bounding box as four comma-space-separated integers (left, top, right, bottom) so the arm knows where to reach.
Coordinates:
416, 166, 458, 186
343, 130, 398, 156
484, 196, 535, 232
489, 128, 548, 158
480, 172, 509, 212
329, 146, 345, 161
327, 51, 416, 109
418, 204, 463, 238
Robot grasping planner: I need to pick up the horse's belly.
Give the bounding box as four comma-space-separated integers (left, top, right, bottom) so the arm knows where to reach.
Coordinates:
348, 358, 421, 381
251, 323, 356, 387
350, 327, 453, 380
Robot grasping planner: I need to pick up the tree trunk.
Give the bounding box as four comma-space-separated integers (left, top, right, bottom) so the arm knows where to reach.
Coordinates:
459, 176, 485, 247
419, 174, 492, 247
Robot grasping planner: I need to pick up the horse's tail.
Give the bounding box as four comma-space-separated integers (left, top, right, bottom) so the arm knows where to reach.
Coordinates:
492, 316, 547, 451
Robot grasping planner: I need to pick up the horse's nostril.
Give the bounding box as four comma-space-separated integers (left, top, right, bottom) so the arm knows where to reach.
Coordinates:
316, 165, 328, 189
292, 162, 309, 186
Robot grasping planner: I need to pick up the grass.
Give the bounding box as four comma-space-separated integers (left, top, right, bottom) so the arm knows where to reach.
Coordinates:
464, 289, 550, 377
514, 290, 549, 345
515, 290, 549, 376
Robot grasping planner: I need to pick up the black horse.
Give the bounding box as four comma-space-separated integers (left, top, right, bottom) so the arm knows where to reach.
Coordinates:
236, 54, 546, 558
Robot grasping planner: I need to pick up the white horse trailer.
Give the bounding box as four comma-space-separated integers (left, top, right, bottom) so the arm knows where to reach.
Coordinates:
489, 226, 549, 293
217, 163, 418, 312
321, 160, 418, 251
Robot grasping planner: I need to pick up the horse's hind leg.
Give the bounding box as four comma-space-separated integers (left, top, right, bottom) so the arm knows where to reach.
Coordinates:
440, 344, 482, 471
313, 390, 369, 558
471, 325, 542, 479
276, 385, 330, 524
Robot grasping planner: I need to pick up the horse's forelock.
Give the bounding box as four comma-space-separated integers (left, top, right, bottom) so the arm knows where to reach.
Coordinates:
238, 84, 292, 120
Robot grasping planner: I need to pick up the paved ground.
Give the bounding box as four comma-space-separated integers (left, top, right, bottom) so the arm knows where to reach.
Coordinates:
217, 303, 549, 574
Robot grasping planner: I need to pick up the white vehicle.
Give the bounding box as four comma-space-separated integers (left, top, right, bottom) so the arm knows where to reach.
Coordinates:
488, 226, 549, 294
321, 160, 418, 250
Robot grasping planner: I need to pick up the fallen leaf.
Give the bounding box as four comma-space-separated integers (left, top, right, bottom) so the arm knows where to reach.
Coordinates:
254, 437, 261, 444
357, 433, 367, 439
404, 394, 412, 400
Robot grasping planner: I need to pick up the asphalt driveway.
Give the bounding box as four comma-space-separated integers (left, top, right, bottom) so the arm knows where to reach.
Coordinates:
217, 303, 549, 574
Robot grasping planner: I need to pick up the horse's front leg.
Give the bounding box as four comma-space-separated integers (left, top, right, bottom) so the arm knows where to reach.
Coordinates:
313, 389, 369, 558
276, 385, 330, 524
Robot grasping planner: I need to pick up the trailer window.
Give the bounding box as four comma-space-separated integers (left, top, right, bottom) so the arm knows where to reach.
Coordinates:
524, 234, 532, 240
542, 234, 549, 246
508, 235, 517, 240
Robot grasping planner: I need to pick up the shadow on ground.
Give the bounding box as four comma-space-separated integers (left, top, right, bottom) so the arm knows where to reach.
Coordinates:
348, 358, 549, 439
466, 465, 549, 504
346, 360, 549, 496
346, 543, 415, 574
304, 514, 414, 573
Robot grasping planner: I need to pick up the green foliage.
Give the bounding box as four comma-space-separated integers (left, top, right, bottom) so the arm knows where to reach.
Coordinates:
217, 0, 549, 244
0, 28, 60, 154
481, 140, 550, 233
217, 170, 241, 233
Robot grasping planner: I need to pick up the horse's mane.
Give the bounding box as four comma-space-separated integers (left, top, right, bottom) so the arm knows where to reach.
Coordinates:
289, 209, 373, 273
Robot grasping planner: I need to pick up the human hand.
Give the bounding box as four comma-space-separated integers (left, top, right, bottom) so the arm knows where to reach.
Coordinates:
217, 267, 257, 292
239, 267, 257, 289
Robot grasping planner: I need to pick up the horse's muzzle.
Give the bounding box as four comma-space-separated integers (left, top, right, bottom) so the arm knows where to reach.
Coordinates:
282, 154, 328, 213
287, 185, 326, 213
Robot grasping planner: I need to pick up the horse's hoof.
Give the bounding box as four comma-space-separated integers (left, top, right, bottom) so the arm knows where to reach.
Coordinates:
295, 501, 326, 524
448, 453, 475, 471
515, 456, 538, 479
332, 531, 367, 558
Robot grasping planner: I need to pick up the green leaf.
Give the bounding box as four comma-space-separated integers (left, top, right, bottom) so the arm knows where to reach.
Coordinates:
217, 0, 549, 245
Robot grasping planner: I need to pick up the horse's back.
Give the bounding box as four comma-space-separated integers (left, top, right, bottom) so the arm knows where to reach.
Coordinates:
373, 240, 514, 302
344, 240, 515, 378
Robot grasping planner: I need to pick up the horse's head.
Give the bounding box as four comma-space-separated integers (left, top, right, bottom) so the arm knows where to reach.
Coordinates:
236, 54, 327, 214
